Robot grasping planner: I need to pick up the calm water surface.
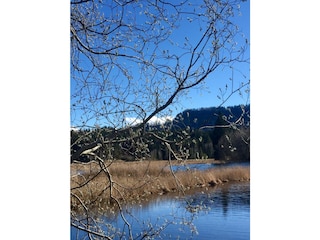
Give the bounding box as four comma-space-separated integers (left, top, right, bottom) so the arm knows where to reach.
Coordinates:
170, 161, 250, 172
71, 181, 250, 239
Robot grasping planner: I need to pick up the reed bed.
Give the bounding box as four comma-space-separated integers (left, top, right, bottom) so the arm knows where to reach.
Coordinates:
71, 160, 249, 211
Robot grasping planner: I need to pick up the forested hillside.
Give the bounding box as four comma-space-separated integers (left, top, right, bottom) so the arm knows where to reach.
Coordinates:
171, 105, 250, 129
71, 105, 250, 163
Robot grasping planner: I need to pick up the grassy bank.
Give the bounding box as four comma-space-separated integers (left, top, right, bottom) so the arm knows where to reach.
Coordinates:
71, 159, 249, 211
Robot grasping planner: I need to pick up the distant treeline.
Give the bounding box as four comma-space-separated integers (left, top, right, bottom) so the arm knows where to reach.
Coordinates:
171, 104, 250, 130
71, 105, 250, 163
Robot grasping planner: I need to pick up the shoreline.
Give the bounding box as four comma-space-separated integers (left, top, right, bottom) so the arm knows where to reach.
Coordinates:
71, 159, 250, 211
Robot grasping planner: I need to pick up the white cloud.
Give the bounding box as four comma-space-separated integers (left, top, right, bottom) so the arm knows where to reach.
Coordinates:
71, 126, 79, 131
124, 117, 143, 126
148, 116, 173, 125
125, 116, 173, 126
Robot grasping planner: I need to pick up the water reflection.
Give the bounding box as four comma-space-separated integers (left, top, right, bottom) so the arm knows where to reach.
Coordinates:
182, 182, 250, 239
183, 182, 250, 215
222, 185, 229, 216
71, 181, 250, 239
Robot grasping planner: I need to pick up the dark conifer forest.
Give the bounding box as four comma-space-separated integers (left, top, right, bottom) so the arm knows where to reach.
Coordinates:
71, 105, 250, 163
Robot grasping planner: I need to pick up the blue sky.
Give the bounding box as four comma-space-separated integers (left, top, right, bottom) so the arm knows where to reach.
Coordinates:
181, 0, 250, 110
70, 0, 250, 128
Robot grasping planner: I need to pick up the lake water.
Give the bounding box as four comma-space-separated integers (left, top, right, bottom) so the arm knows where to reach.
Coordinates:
170, 161, 250, 172
71, 181, 250, 239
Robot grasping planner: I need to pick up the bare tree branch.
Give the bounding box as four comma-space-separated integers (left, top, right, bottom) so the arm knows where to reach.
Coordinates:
71, 0, 249, 238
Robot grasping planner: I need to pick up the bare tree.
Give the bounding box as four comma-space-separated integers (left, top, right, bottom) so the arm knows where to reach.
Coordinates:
70, 0, 249, 238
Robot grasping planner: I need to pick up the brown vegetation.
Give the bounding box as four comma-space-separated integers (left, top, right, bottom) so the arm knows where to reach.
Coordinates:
71, 159, 249, 212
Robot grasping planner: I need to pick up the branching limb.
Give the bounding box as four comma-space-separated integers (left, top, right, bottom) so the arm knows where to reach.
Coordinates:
164, 142, 186, 195
71, 222, 113, 240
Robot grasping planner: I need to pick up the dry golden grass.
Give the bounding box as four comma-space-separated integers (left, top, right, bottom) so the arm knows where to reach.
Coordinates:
71, 159, 249, 211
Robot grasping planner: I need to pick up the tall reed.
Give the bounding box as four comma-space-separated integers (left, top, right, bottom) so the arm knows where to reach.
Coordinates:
71, 160, 250, 211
